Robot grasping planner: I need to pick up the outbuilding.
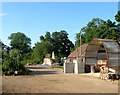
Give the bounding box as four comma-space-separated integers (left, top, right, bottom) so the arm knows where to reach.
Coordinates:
64, 38, 120, 78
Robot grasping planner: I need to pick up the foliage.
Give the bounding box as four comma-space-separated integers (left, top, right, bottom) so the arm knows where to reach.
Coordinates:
32, 41, 51, 64
54, 66, 63, 69
75, 15, 120, 48
115, 11, 120, 22
1, 33, 31, 75
2, 48, 26, 75
8, 32, 31, 54
51, 30, 74, 58
8, 32, 32, 63
33, 30, 74, 64
115, 11, 120, 40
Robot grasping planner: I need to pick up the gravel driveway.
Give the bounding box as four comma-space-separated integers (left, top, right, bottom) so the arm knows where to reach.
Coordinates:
2, 65, 119, 93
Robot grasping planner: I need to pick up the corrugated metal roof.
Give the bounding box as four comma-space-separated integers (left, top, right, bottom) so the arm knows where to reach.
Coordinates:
68, 44, 88, 58
68, 38, 120, 67
85, 38, 120, 67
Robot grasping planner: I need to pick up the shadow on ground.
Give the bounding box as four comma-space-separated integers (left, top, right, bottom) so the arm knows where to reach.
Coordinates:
25, 65, 52, 69
29, 70, 60, 76
25, 65, 62, 76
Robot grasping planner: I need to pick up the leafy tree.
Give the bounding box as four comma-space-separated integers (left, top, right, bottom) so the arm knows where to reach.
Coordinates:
45, 32, 51, 41
40, 36, 45, 41
75, 18, 105, 44
33, 30, 74, 63
50, 30, 74, 62
2, 47, 27, 75
115, 11, 120, 40
40, 32, 51, 42
76, 17, 120, 45
8, 32, 32, 65
32, 41, 51, 64
115, 10, 120, 22
8, 32, 31, 54
98, 19, 117, 40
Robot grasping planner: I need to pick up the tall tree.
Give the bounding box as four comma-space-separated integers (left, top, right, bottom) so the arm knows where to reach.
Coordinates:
99, 19, 117, 40
115, 10, 120, 22
32, 41, 51, 64
77, 18, 105, 44
115, 11, 120, 40
51, 30, 74, 59
45, 32, 51, 41
33, 30, 74, 63
77, 17, 119, 45
8, 32, 31, 54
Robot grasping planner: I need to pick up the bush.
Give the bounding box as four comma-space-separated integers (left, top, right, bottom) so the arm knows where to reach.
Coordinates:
2, 57, 29, 75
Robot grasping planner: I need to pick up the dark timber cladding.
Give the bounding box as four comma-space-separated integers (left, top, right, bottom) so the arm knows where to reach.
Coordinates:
85, 38, 120, 67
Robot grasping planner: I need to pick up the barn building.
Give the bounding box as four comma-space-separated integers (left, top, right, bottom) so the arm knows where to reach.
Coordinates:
64, 38, 120, 77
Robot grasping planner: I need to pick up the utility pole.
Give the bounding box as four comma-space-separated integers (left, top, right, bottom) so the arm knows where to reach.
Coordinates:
77, 33, 79, 62
80, 31, 82, 63
75, 33, 79, 74
80, 30, 84, 73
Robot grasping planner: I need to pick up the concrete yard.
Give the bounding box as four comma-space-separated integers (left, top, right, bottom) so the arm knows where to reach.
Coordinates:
2, 65, 119, 93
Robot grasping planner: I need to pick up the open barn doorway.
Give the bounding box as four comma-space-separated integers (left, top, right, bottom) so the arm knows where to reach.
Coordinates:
85, 38, 120, 80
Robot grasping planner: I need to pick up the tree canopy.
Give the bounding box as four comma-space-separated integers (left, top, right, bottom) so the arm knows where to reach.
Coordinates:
8, 32, 31, 54
2, 32, 31, 75
75, 12, 120, 47
34, 30, 74, 63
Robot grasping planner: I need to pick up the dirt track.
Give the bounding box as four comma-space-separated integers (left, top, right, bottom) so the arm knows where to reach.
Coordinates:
2, 65, 119, 93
